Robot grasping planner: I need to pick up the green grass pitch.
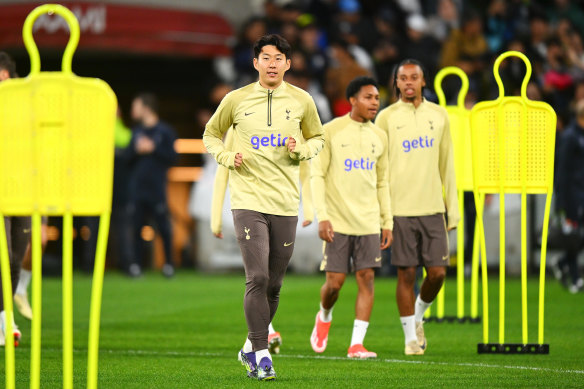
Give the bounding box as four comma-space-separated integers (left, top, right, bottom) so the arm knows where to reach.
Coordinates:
1, 271, 582, 388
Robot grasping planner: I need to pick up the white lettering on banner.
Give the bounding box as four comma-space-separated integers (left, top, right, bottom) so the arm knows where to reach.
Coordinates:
33, 5, 106, 34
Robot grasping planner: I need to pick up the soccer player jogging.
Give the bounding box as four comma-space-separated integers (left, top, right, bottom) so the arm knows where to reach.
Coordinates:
203, 34, 324, 380
210, 129, 315, 355
375, 59, 459, 355
309, 76, 393, 358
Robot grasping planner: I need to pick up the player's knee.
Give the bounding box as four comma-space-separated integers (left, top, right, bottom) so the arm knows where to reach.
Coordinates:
325, 278, 344, 294
326, 274, 345, 294
356, 269, 374, 289
248, 272, 269, 290
426, 268, 446, 285
267, 283, 281, 300
398, 267, 417, 285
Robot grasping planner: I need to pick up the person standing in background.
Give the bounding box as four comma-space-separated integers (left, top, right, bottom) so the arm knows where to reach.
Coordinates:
126, 93, 177, 278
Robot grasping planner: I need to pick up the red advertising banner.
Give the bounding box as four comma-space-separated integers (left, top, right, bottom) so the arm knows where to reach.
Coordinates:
0, 2, 234, 57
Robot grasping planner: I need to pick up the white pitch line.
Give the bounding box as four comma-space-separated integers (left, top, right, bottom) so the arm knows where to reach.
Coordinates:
83, 348, 584, 375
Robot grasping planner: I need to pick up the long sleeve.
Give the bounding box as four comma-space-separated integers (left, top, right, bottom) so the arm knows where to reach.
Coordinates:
203, 94, 237, 169
439, 114, 460, 229
310, 132, 331, 222
376, 134, 393, 230
300, 160, 314, 222
210, 129, 233, 234
289, 97, 324, 161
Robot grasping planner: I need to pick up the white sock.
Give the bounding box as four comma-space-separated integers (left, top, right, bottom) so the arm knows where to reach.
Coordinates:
401, 315, 417, 344
414, 295, 432, 323
320, 302, 333, 322
350, 319, 369, 346
243, 337, 253, 353
255, 348, 271, 362
16, 269, 32, 296
268, 322, 275, 334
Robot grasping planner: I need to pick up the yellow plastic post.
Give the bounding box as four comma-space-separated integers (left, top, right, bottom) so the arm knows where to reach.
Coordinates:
434, 66, 473, 321
473, 193, 489, 343
470, 50, 556, 353
31, 213, 42, 389
88, 212, 111, 389
422, 268, 431, 318
436, 282, 445, 319
63, 213, 73, 389
470, 219, 480, 320
0, 3, 117, 386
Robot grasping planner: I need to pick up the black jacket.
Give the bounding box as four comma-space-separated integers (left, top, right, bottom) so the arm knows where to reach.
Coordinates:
556, 120, 584, 220
127, 121, 178, 202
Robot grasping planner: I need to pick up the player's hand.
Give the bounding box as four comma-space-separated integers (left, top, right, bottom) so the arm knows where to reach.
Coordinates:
234, 152, 243, 168
302, 219, 312, 227
286, 137, 296, 153
213, 231, 223, 239
380, 229, 393, 249
318, 220, 334, 242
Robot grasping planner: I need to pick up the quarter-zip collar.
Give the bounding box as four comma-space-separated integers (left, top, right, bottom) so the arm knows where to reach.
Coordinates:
254, 81, 287, 127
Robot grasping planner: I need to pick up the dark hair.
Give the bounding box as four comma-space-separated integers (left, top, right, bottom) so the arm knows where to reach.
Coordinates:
135, 92, 159, 115
346, 76, 378, 101
253, 34, 292, 59
392, 58, 427, 98
0, 52, 16, 78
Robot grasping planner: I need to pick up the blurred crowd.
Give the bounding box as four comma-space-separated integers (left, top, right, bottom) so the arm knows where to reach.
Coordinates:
197, 0, 584, 291
211, 0, 584, 130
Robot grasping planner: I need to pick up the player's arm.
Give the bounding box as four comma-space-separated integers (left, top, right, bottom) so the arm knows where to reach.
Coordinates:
438, 111, 460, 230
310, 130, 333, 242
210, 129, 234, 238
300, 160, 314, 226
203, 94, 239, 169
289, 97, 324, 160
376, 131, 393, 249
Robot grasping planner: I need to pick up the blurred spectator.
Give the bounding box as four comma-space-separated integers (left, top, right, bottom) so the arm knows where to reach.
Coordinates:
484, 0, 514, 54
549, 0, 584, 38
297, 17, 329, 84
542, 38, 574, 123
553, 99, 584, 293
402, 14, 441, 77
281, 21, 300, 49
440, 9, 489, 74
233, 17, 267, 86
325, 41, 370, 116
126, 93, 178, 278
426, 0, 460, 43
524, 9, 551, 75
285, 69, 332, 122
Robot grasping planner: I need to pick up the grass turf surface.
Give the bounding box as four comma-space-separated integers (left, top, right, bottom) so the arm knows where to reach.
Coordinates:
1, 271, 583, 388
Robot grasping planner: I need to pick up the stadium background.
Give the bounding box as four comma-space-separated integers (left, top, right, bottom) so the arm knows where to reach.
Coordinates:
3, 0, 582, 278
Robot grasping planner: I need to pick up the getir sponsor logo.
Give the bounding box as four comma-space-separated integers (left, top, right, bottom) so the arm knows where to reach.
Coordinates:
345, 158, 375, 172
403, 136, 434, 153
251, 134, 288, 149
